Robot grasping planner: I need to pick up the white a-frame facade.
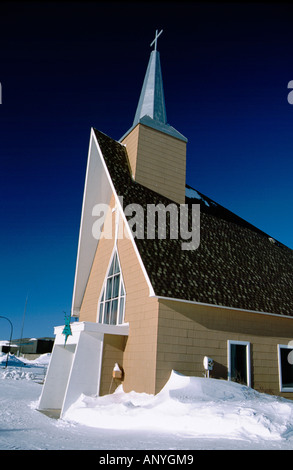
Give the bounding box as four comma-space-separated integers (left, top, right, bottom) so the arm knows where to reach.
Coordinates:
38, 130, 140, 417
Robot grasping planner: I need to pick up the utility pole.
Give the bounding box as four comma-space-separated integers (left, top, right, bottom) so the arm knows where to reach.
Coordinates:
0, 316, 13, 368
18, 295, 28, 357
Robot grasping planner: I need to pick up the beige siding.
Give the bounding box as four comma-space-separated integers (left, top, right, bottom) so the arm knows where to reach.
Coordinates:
79, 194, 116, 323
77, 190, 293, 399
79, 192, 159, 395
121, 125, 139, 178
100, 334, 127, 396
156, 299, 293, 399
122, 124, 186, 204
117, 234, 159, 395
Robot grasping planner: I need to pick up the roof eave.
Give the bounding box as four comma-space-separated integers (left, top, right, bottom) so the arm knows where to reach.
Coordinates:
120, 115, 188, 143
156, 295, 293, 320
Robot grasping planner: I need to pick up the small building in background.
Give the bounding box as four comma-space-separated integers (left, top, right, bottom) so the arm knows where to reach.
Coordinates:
0, 337, 54, 356
0, 341, 18, 354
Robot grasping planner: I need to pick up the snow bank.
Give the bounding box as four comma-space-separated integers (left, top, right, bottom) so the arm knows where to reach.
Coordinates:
0, 369, 36, 380
22, 353, 51, 366
63, 371, 293, 442
0, 352, 51, 367
0, 353, 27, 367
0, 353, 50, 381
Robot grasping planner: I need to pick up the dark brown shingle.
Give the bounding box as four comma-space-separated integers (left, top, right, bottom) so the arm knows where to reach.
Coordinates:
94, 128, 293, 316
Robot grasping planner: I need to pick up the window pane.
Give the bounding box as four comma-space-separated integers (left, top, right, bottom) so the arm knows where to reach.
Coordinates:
100, 288, 104, 302
118, 297, 124, 324
108, 255, 115, 276
120, 282, 125, 296
98, 302, 104, 323
104, 301, 111, 324
230, 344, 247, 385
112, 274, 120, 299
114, 254, 120, 274
281, 348, 293, 388
110, 299, 118, 325
100, 250, 126, 326
105, 277, 113, 300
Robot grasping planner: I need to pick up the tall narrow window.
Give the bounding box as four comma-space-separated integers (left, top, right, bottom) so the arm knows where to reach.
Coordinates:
228, 340, 251, 387
98, 251, 126, 325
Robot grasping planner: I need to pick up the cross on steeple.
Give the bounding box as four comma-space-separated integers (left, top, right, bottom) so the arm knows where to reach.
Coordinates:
150, 29, 163, 51
123, 27, 186, 142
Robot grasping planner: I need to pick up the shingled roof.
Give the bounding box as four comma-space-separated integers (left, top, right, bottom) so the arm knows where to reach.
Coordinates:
94, 128, 293, 317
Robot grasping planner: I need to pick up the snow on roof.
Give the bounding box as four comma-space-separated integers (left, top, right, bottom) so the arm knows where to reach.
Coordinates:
185, 187, 211, 206
0, 340, 18, 347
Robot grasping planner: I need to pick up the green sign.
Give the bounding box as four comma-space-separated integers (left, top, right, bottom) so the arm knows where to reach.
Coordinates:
62, 313, 72, 346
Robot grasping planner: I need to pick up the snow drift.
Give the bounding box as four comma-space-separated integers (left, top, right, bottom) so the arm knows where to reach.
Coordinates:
0, 353, 28, 367
63, 370, 293, 441
0, 353, 51, 381
0, 352, 51, 367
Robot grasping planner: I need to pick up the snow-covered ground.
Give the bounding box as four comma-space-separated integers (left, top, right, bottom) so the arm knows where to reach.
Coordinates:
1, 353, 293, 450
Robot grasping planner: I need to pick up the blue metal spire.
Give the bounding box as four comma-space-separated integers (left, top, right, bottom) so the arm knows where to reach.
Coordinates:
120, 30, 187, 143
133, 47, 167, 126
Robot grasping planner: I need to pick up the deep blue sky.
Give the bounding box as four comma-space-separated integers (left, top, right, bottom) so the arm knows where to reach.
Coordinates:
1, 1, 293, 340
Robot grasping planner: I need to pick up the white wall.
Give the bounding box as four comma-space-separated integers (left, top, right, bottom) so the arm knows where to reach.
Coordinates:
38, 322, 129, 415
38, 342, 76, 411
61, 330, 103, 415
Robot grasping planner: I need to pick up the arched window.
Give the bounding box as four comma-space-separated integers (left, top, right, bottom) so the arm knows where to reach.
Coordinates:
98, 251, 126, 325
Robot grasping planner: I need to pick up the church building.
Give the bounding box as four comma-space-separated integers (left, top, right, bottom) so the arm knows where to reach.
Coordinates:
39, 32, 293, 418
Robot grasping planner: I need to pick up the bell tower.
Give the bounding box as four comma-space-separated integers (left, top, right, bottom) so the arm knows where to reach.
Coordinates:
120, 30, 187, 204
